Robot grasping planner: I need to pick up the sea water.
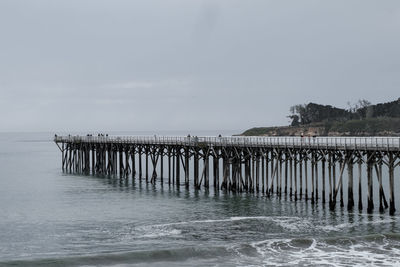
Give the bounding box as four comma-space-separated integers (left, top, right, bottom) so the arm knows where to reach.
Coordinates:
0, 132, 400, 266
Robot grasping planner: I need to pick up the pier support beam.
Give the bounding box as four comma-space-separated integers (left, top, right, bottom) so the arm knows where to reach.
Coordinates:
340, 159, 344, 208
322, 157, 326, 204
289, 157, 293, 198
294, 154, 298, 201
367, 153, 374, 213
299, 155, 303, 200
304, 156, 308, 201
358, 161, 363, 211
389, 153, 396, 215
185, 147, 190, 188
284, 154, 288, 195
311, 153, 315, 204
194, 150, 199, 189
347, 158, 354, 210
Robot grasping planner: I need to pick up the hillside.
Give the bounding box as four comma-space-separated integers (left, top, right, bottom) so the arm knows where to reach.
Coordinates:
240, 98, 400, 136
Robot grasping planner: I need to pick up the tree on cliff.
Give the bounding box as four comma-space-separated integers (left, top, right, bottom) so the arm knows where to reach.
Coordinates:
289, 103, 350, 125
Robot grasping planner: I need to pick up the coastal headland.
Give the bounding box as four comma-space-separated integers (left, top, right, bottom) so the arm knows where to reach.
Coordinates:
241, 98, 400, 136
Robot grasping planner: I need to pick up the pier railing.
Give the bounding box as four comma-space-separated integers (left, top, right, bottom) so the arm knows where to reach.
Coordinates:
55, 135, 400, 151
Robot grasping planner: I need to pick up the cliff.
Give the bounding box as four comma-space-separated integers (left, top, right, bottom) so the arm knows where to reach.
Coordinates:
240, 98, 400, 136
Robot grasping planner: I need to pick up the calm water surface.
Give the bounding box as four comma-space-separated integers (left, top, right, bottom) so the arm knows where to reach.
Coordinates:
0, 132, 400, 266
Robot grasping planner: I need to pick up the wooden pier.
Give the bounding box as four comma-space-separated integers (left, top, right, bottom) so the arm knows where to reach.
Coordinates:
54, 135, 400, 215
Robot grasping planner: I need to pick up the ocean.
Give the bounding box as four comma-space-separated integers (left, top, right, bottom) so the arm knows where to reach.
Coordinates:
0, 132, 400, 266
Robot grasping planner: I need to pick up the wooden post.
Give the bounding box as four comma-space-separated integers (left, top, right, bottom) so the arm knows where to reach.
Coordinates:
204, 154, 209, 189
315, 158, 318, 203
279, 154, 283, 196
160, 148, 163, 183
150, 150, 159, 184
110, 150, 114, 175
78, 148, 82, 173
61, 144, 65, 171
145, 148, 149, 183
222, 157, 228, 190
299, 155, 303, 200
358, 161, 363, 211
230, 161, 234, 191
304, 156, 308, 201
132, 149, 136, 180
185, 147, 189, 188
168, 149, 171, 185
139, 149, 142, 180
269, 157, 279, 196
86, 147, 89, 173
104, 147, 107, 174
194, 150, 199, 189
289, 157, 293, 198
389, 153, 396, 215
265, 153, 269, 195
111, 150, 114, 175
239, 160, 243, 192
321, 157, 326, 204
244, 157, 249, 191
72, 147, 75, 172
77, 147, 80, 173
176, 148, 180, 187
294, 154, 298, 201
328, 153, 332, 207
106, 148, 110, 175
213, 156, 218, 190
113, 150, 116, 176
91, 147, 95, 174
332, 156, 336, 206
311, 153, 315, 204
232, 160, 237, 191
119, 148, 123, 177
270, 155, 274, 194
367, 153, 374, 213
95, 148, 98, 174
347, 158, 354, 210
251, 154, 255, 192
73, 148, 78, 173
262, 154, 265, 193
340, 159, 344, 208
330, 157, 346, 210
80, 146, 84, 173
378, 161, 384, 213
172, 149, 175, 186
284, 154, 288, 195
256, 155, 260, 193
93, 148, 100, 174
125, 148, 130, 178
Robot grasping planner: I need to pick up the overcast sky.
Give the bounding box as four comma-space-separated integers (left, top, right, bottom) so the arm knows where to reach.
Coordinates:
1, 0, 399, 133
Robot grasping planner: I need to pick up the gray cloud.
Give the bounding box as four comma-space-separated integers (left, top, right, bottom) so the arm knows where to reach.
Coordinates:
0, 0, 399, 133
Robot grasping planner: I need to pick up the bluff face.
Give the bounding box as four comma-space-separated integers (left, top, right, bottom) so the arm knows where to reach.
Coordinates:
241, 98, 400, 136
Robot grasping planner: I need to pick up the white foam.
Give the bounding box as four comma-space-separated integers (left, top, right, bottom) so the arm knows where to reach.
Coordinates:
317, 217, 398, 232
134, 224, 182, 239
245, 236, 400, 267
140, 228, 182, 238
133, 216, 316, 239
